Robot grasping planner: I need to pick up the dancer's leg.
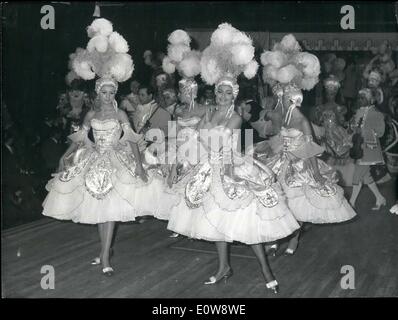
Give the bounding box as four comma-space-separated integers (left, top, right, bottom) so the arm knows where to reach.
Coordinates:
206, 241, 231, 282
250, 243, 275, 283
98, 223, 105, 258
368, 182, 387, 208
101, 221, 115, 269
350, 182, 363, 207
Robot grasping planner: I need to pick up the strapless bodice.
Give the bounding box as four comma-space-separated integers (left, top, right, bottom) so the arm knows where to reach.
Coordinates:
177, 116, 202, 129
174, 116, 202, 146
91, 118, 122, 153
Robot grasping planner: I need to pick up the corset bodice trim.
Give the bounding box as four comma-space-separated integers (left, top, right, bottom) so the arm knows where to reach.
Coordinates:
91, 118, 121, 131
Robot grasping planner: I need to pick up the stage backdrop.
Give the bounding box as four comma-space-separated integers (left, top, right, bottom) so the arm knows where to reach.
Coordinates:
187, 30, 398, 52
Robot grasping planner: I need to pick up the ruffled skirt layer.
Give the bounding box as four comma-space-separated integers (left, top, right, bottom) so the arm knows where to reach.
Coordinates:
166, 162, 300, 245
279, 180, 356, 223
42, 147, 179, 224
270, 155, 356, 224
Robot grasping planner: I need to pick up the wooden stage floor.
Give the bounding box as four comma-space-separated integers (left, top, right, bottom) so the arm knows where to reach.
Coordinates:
2, 181, 398, 298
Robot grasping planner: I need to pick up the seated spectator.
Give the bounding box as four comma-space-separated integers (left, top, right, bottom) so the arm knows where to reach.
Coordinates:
151, 69, 175, 109
147, 98, 172, 140
132, 85, 158, 134
63, 79, 91, 136
235, 98, 264, 152
120, 80, 141, 121
198, 85, 216, 106
162, 87, 178, 117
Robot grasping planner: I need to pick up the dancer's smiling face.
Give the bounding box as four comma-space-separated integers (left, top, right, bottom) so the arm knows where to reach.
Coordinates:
215, 85, 234, 107
98, 85, 116, 106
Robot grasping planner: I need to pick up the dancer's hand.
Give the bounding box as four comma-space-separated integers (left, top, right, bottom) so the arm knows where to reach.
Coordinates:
136, 165, 148, 182
57, 157, 65, 173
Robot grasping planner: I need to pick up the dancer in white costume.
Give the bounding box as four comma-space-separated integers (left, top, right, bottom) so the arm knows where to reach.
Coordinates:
161, 28, 205, 119
253, 34, 356, 256
161, 30, 209, 202
166, 24, 300, 294
147, 30, 209, 236
42, 18, 178, 276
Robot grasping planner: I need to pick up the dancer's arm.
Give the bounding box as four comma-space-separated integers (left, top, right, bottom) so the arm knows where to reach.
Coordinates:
58, 110, 94, 172
119, 109, 148, 182
198, 106, 217, 130
58, 142, 78, 172
223, 114, 243, 175
301, 118, 326, 185
167, 164, 178, 188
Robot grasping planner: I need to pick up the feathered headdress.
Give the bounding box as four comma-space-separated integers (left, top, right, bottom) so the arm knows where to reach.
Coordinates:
65, 48, 84, 86
162, 30, 201, 81
323, 74, 341, 90
71, 18, 134, 93
200, 23, 259, 97
162, 29, 202, 109
261, 34, 320, 91
162, 30, 199, 76
261, 34, 320, 125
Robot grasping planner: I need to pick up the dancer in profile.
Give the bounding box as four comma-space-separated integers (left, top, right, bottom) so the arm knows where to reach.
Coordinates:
253, 34, 356, 256
166, 24, 301, 294
42, 18, 178, 276
158, 30, 207, 237
160, 30, 210, 195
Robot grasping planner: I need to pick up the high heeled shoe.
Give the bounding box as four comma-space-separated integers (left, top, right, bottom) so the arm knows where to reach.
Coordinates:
102, 267, 114, 277
284, 239, 299, 256
266, 280, 279, 294
284, 244, 298, 256
265, 244, 279, 257
371, 198, 387, 211
204, 268, 233, 285
390, 203, 398, 214
90, 248, 114, 265
284, 248, 296, 256
169, 232, 179, 238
